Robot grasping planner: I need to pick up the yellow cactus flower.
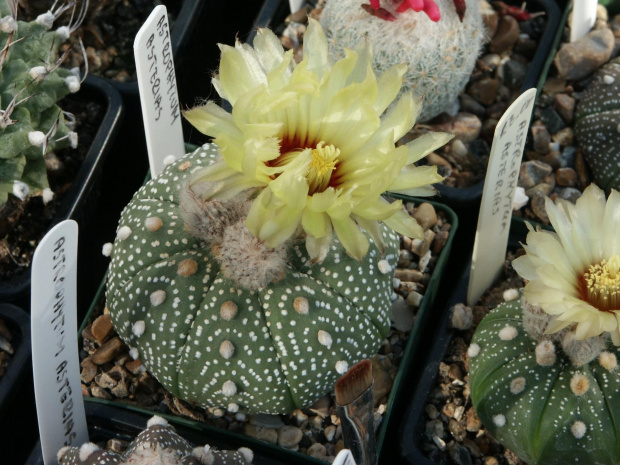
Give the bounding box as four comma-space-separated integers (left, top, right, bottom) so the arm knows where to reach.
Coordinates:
184, 18, 451, 261
513, 184, 620, 344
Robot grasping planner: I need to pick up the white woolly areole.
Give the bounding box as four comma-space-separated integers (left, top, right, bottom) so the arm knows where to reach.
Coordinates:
227, 403, 239, 413
150, 290, 166, 306
147, 415, 169, 428
451, 303, 472, 330
29, 66, 47, 80
222, 380, 237, 396
219, 340, 235, 359
163, 154, 176, 166
604, 74, 615, 85
12, 181, 29, 200
132, 320, 145, 337
145, 216, 163, 232
467, 343, 481, 358
220, 301, 238, 320
510, 377, 526, 394
65, 75, 81, 93
78, 443, 100, 461
0, 16, 17, 33
335, 361, 349, 374
68, 132, 78, 148
535, 340, 556, 366
513, 186, 529, 210
294, 296, 309, 314
492, 414, 506, 427
599, 351, 618, 371
191, 446, 214, 465
318, 330, 333, 349
571, 421, 587, 439
28, 130, 47, 147
378, 259, 392, 274
570, 372, 590, 396
56, 25, 70, 40
57, 446, 70, 462
499, 325, 518, 341
36, 11, 55, 29
129, 347, 139, 360
238, 447, 254, 464
42, 187, 54, 204
502, 288, 520, 302
117, 225, 132, 241
101, 242, 113, 257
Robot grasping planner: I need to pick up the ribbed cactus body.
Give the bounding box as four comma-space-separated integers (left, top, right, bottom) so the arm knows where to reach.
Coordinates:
0, 2, 77, 204
469, 298, 620, 465
320, 0, 484, 122
574, 58, 620, 193
106, 144, 399, 414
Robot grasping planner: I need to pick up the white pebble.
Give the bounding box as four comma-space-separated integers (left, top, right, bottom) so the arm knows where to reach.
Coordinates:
419, 250, 432, 271
571, 421, 587, 439
378, 259, 392, 274
604, 74, 615, 85
467, 343, 480, 358
318, 330, 332, 349
513, 186, 529, 210
117, 225, 132, 241
101, 242, 113, 257
499, 325, 518, 341
492, 414, 506, 427
150, 290, 166, 306
222, 380, 237, 396
132, 321, 145, 337
502, 288, 519, 301
335, 361, 348, 374
28, 131, 46, 147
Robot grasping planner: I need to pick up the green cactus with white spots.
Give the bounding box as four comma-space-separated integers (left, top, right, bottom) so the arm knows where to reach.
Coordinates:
57, 415, 254, 464
469, 296, 620, 465
0, 0, 83, 206
105, 144, 399, 415
574, 58, 620, 193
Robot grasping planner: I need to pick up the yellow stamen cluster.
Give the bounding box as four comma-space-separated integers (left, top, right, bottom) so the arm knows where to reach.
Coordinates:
583, 255, 620, 312
307, 142, 339, 195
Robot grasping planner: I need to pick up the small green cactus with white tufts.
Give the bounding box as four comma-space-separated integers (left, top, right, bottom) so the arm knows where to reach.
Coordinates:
320, 0, 485, 122
469, 185, 620, 465
57, 415, 254, 464
0, 0, 83, 206
574, 57, 620, 193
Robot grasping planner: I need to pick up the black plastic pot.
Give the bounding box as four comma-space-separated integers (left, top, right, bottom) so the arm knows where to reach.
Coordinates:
398, 232, 525, 464
0, 304, 31, 416
78, 198, 458, 465
0, 75, 124, 312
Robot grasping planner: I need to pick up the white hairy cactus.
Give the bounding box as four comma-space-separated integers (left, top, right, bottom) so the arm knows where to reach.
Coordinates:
320, 0, 485, 122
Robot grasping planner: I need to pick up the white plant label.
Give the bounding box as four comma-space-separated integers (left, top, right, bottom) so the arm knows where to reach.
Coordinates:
570, 0, 597, 42
468, 88, 537, 306
333, 449, 357, 465
31, 220, 88, 465
135, 5, 185, 178
289, 0, 304, 13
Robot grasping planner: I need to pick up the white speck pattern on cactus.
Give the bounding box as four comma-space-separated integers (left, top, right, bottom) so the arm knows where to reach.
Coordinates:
469, 297, 620, 465
106, 144, 399, 414
575, 58, 620, 192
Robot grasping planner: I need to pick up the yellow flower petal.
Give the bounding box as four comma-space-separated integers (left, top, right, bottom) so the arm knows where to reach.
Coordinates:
332, 216, 369, 261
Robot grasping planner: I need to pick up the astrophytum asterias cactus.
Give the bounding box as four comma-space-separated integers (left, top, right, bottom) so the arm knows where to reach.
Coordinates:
320, 0, 484, 122
105, 145, 400, 414
574, 58, 620, 193
469, 185, 620, 464
0, 0, 84, 206
57, 415, 253, 464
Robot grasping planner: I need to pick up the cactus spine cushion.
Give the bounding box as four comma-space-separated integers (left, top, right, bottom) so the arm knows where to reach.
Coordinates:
105, 144, 399, 414
469, 298, 620, 465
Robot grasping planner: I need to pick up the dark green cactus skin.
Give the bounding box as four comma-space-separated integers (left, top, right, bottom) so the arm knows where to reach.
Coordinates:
469, 299, 620, 465
0, 2, 75, 204
106, 144, 399, 414
574, 57, 620, 193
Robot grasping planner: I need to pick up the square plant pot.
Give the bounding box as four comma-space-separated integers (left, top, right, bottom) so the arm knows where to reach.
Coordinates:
78, 175, 458, 464
0, 304, 31, 417
0, 75, 124, 311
